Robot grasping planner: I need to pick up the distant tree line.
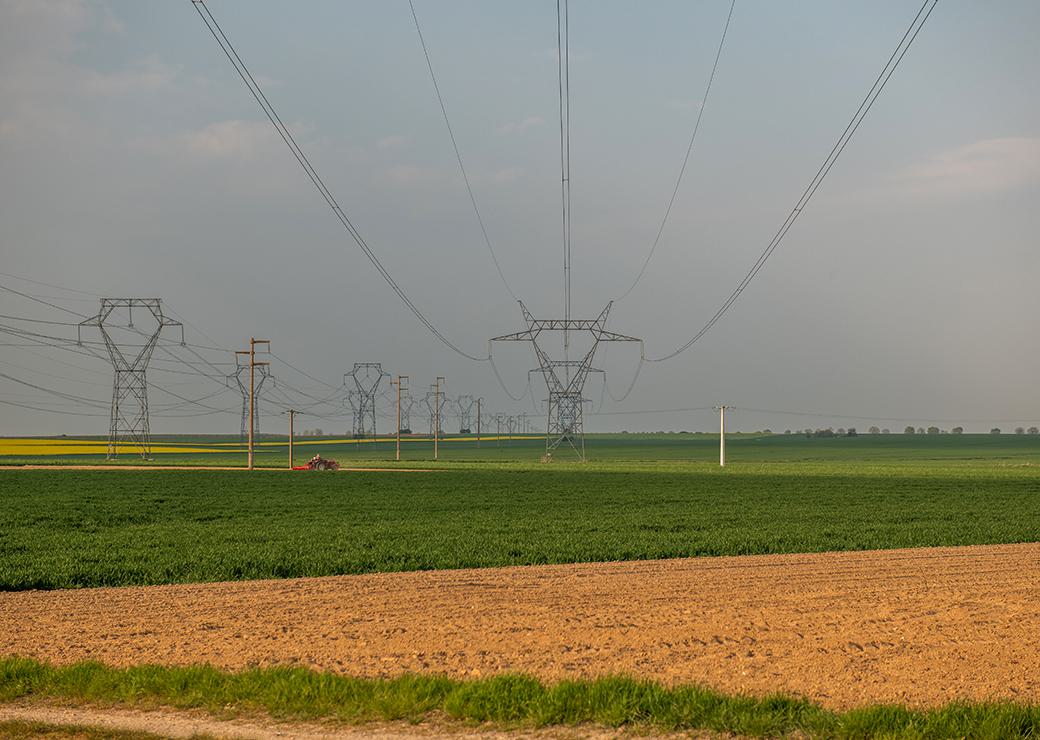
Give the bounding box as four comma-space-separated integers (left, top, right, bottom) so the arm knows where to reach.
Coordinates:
794, 425, 1039, 437
802, 428, 859, 438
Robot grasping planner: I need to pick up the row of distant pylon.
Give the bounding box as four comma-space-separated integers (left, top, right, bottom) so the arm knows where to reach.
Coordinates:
343, 363, 531, 438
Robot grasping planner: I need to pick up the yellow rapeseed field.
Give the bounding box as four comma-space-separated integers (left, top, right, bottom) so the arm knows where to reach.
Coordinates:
0, 439, 221, 456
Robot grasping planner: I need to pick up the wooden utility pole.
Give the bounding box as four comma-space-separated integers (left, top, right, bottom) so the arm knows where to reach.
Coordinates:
434, 376, 444, 461
287, 408, 296, 469
394, 375, 407, 462
715, 404, 728, 467
476, 397, 482, 448
236, 337, 270, 470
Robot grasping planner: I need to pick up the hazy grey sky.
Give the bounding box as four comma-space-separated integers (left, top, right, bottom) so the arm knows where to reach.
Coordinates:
2, 0, 1039, 436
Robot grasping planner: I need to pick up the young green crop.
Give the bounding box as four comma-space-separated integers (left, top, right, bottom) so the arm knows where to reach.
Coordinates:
1, 462, 1038, 590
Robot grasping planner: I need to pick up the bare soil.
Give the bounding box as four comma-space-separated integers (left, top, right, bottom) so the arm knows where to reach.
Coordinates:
3, 543, 1039, 711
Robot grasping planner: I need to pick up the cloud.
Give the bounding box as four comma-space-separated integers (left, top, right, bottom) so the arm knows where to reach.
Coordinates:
497, 116, 545, 135
81, 55, 175, 96
376, 134, 410, 150
891, 137, 1040, 197
180, 120, 278, 159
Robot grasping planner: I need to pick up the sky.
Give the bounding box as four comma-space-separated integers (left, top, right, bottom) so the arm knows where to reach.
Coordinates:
1, 0, 1039, 437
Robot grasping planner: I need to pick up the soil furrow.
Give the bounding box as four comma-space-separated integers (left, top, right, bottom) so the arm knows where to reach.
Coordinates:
3, 543, 1039, 710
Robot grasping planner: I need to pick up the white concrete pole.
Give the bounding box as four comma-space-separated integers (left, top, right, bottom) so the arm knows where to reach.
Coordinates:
717, 404, 727, 467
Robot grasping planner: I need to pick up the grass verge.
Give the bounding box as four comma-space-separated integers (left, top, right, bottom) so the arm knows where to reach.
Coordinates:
1, 658, 1038, 738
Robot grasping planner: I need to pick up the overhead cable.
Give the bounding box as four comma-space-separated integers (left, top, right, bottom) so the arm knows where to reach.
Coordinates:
616, 0, 737, 301
602, 358, 645, 403
0, 314, 82, 326
0, 398, 107, 417
190, 0, 487, 361
268, 351, 341, 391
556, 0, 572, 327
0, 282, 88, 318
408, 0, 517, 300
645, 0, 939, 362
0, 370, 109, 409
0, 270, 99, 297
488, 350, 531, 402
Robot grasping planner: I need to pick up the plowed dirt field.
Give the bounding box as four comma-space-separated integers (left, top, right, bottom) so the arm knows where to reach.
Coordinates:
4, 543, 1039, 710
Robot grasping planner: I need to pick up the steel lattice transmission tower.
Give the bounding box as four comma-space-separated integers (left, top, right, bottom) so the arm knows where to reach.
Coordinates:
78, 298, 183, 459
344, 363, 389, 438
398, 388, 416, 433
491, 301, 640, 460
228, 361, 272, 442
423, 389, 448, 436
453, 395, 475, 433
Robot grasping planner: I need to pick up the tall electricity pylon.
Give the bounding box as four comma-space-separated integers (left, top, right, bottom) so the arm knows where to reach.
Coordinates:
344, 363, 389, 438
454, 394, 475, 433
491, 301, 641, 460
493, 412, 504, 446
423, 388, 448, 437
228, 361, 272, 442
78, 298, 183, 459
399, 388, 416, 432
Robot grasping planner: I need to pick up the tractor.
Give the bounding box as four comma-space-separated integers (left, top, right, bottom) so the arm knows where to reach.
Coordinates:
293, 454, 340, 471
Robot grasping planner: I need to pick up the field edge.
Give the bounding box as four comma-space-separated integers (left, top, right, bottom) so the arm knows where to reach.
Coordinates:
2, 657, 1039, 739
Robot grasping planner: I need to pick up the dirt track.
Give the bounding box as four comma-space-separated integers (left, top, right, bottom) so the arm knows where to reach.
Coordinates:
0, 704, 643, 739
3, 543, 1040, 710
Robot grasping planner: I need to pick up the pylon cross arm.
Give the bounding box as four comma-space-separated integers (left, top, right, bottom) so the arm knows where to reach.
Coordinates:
596, 330, 641, 343
490, 330, 533, 342
490, 301, 641, 461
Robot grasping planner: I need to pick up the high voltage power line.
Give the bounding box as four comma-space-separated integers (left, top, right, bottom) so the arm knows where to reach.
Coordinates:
190, 0, 487, 362
0, 270, 98, 297
0, 314, 82, 326
644, 0, 939, 362
408, 0, 517, 301
0, 275, 363, 432
187, 0, 942, 420
557, 0, 572, 333
2, 3, 947, 433
616, 0, 737, 302
0, 283, 89, 318
4, 295, 1034, 427
1, 274, 354, 422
